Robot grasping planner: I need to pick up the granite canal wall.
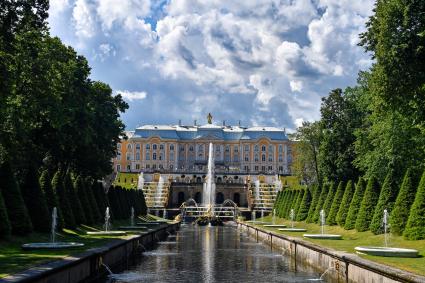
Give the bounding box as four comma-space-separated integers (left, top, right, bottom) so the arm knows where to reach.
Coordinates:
0, 222, 180, 283
238, 222, 425, 283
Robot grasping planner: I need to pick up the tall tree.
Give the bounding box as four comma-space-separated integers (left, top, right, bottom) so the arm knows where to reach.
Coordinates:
345, 178, 366, 230
336, 180, 355, 227
355, 176, 380, 232
404, 169, 425, 240
327, 181, 345, 225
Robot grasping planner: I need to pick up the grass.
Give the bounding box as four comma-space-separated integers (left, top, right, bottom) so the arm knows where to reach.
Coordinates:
251, 216, 425, 276
113, 172, 139, 189
0, 219, 143, 278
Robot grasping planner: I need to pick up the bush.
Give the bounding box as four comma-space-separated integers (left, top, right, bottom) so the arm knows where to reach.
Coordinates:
355, 176, 380, 232
52, 169, 76, 229
93, 181, 107, 218
0, 161, 32, 235
87, 180, 102, 222
323, 182, 336, 216
41, 169, 64, 229
0, 190, 11, 238
403, 169, 425, 240
21, 167, 50, 232
327, 181, 345, 225
296, 187, 312, 221
286, 190, 299, 219
278, 190, 290, 218
74, 176, 93, 224
390, 169, 416, 235
336, 180, 354, 227
312, 183, 328, 223
65, 172, 86, 225
370, 170, 398, 234
293, 189, 304, 218
344, 178, 366, 230
306, 184, 321, 223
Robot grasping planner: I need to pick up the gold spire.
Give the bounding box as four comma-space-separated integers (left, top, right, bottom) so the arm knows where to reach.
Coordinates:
207, 113, 213, 124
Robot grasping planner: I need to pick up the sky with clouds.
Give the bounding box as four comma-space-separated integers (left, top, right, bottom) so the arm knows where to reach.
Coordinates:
48, 0, 375, 131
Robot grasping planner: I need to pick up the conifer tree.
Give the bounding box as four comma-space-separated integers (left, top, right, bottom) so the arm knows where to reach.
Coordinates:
282, 190, 293, 218
64, 171, 85, 225
403, 169, 425, 240
323, 182, 336, 215
306, 184, 321, 223
327, 181, 345, 225
293, 189, 304, 217
52, 169, 76, 229
278, 190, 289, 217
390, 169, 416, 235
93, 181, 107, 217
41, 169, 64, 229
344, 178, 366, 230
75, 176, 93, 224
370, 170, 398, 234
286, 190, 299, 219
0, 161, 33, 235
312, 183, 328, 223
355, 176, 380, 232
296, 187, 312, 221
336, 180, 354, 226
87, 180, 102, 222
0, 190, 11, 238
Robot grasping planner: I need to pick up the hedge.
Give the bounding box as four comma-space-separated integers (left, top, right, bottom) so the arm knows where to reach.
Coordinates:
306, 184, 321, 223
344, 178, 366, 230
336, 180, 354, 227
327, 181, 344, 225
52, 169, 76, 229
296, 187, 312, 221
355, 176, 380, 232
312, 183, 328, 223
403, 169, 425, 240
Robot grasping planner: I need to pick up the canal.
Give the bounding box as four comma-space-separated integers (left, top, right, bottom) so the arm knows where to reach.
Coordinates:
106, 224, 325, 282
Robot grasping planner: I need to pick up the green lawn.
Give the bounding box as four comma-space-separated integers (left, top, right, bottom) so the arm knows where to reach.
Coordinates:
0, 220, 141, 278
252, 216, 425, 276
113, 172, 139, 189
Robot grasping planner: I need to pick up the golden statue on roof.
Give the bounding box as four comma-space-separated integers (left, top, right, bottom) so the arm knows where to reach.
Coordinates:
207, 113, 213, 124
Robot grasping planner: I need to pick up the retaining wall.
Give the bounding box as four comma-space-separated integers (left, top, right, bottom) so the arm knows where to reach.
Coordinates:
238, 222, 425, 283
0, 222, 180, 283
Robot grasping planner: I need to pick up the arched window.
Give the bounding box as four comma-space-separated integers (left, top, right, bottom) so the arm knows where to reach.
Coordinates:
127, 144, 132, 150
136, 143, 141, 150
254, 145, 259, 152
170, 144, 175, 151
126, 153, 132, 160
261, 145, 266, 152
153, 153, 157, 160
244, 144, 249, 151
145, 152, 150, 160
135, 152, 140, 160
198, 144, 204, 152
152, 144, 157, 150
160, 144, 164, 150
261, 154, 266, 162
278, 144, 283, 152
146, 144, 150, 150
254, 154, 259, 162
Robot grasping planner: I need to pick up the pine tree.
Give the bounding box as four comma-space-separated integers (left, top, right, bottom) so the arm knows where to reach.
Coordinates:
403, 169, 425, 240
355, 176, 380, 232
74, 176, 93, 224
344, 178, 366, 230
93, 181, 107, 219
21, 168, 50, 232
41, 169, 64, 229
286, 190, 299, 219
296, 187, 312, 221
293, 189, 304, 218
64, 171, 85, 225
0, 161, 33, 235
312, 183, 328, 223
336, 180, 354, 227
306, 184, 321, 223
87, 180, 102, 222
0, 190, 11, 238
390, 169, 416, 235
278, 190, 289, 217
327, 181, 345, 225
282, 190, 293, 218
370, 170, 398, 234
52, 169, 76, 229
323, 182, 336, 215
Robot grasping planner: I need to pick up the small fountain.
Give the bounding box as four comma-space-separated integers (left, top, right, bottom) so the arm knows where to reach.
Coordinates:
355, 209, 418, 257
118, 207, 147, 232
303, 209, 341, 239
163, 208, 168, 219
274, 175, 282, 193
279, 208, 306, 232
155, 176, 164, 207
263, 209, 286, 228
87, 207, 126, 236
254, 179, 260, 202
137, 172, 144, 190
260, 210, 264, 219
22, 207, 84, 250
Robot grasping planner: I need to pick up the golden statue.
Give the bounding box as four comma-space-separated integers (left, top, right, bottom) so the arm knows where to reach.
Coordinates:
207, 113, 213, 124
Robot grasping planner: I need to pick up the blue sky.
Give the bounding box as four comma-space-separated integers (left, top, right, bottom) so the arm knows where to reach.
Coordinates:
48, 0, 374, 131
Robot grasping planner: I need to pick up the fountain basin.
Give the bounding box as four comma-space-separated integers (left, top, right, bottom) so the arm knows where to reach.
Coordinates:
22, 242, 84, 250
118, 226, 149, 231
86, 231, 126, 236
246, 221, 271, 225
355, 246, 419, 258
278, 228, 307, 232
263, 224, 287, 228
303, 234, 342, 240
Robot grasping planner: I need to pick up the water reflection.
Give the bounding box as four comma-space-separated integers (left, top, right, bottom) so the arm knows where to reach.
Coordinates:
107, 225, 324, 283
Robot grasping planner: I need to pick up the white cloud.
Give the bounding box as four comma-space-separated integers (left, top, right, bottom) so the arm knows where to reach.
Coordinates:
116, 90, 148, 101
290, 81, 303, 92
72, 0, 96, 38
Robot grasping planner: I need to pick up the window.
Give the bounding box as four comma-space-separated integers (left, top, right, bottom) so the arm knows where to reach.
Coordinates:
180, 145, 185, 151
278, 155, 283, 162
170, 152, 174, 161
153, 153, 157, 160
145, 152, 150, 160
126, 165, 131, 171
146, 144, 150, 150
269, 145, 273, 152
268, 156, 273, 162
254, 154, 259, 162
261, 154, 266, 162
244, 165, 249, 171
198, 144, 203, 152
169, 165, 173, 170
254, 165, 259, 171
159, 153, 163, 160
153, 144, 157, 150
254, 145, 259, 152
152, 164, 156, 169
135, 164, 140, 170
244, 144, 249, 151
170, 144, 175, 151
135, 152, 140, 160
261, 166, 266, 172
117, 143, 121, 150
216, 145, 221, 152
189, 145, 194, 151
127, 144, 132, 150
268, 165, 273, 171
279, 166, 283, 172
278, 144, 283, 153
244, 156, 249, 162
261, 145, 266, 152
117, 152, 121, 160
160, 144, 164, 150
136, 143, 141, 150
234, 145, 239, 152
146, 164, 150, 169
126, 153, 132, 160
225, 145, 230, 152
159, 164, 163, 169
116, 164, 121, 171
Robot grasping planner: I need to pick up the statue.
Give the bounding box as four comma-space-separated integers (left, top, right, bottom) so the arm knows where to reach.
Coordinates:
207, 113, 213, 124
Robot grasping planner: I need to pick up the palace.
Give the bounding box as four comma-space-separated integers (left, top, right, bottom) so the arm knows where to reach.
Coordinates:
113, 115, 295, 176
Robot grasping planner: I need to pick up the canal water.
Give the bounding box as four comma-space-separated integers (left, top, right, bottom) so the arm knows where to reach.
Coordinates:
106, 224, 324, 282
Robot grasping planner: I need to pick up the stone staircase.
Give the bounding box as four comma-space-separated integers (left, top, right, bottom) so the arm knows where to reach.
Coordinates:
249, 183, 279, 211
142, 182, 170, 209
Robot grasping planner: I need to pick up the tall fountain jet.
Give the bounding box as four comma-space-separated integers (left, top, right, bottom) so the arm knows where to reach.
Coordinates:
137, 172, 144, 190
203, 143, 216, 215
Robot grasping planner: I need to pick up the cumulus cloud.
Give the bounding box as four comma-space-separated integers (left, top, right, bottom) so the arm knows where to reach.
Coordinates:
116, 90, 148, 101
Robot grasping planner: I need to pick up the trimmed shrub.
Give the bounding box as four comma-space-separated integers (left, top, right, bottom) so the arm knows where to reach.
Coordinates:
278, 190, 289, 218
391, 169, 416, 235
0, 190, 11, 238
93, 181, 107, 217
138, 188, 147, 216
296, 187, 312, 221
0, 161, 32, 235
370, 170, 398, 234
66, 173, 86, 225
286, 190, 299, 218
344, 178, 366, 230
41, 169, 64, 229
21, 168, 50, 232
312, 183, 328, 223
403, 169, 425, 240
74, 176, 93, 224
336, 180, 354, 227
293, 189, 304, 217
306, 184, 321, 223
327, 181, 345, 225
323, 182, 336, 215
87, 180, 102, 222
355, 176, 380, 232
52, 169, 76, 229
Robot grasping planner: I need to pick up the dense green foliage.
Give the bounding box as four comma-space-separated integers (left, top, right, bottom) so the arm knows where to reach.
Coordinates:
345, 178, 366, 230
68, 174, 86, 225
355, 176, 380, 232
0, 190, 11, 238
390, 169, 416, 235
404, 170, 425, 240
327, 181, 345, 225
296, 187, 312, 221
336, 180, 354, 226
322, 182, 336, 216
312, 183, 328, 223
306, 185, 320, 223
52, 170, 76, 229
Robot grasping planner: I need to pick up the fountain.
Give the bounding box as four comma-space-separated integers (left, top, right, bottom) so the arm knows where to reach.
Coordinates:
22, 207, 84, 250
155, 175, 164, 207
87, 207, 126, 236
118, 207, 148, 231
137, 172, 145, 190
163, 208, 168, 219
274, 175, 282, 193
263, 208, 286, 228
279, 208, 306, 232
355, 209, 418, 257
254, 179, 260, 202
303, 209, 341, 239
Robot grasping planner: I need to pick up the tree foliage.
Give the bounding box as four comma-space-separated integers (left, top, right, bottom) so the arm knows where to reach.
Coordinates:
336, 180, 354, 226
327, 181, 345, 225
345, 178, 366, 230
404, 169, 425, 240
355, 176, 380, 232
